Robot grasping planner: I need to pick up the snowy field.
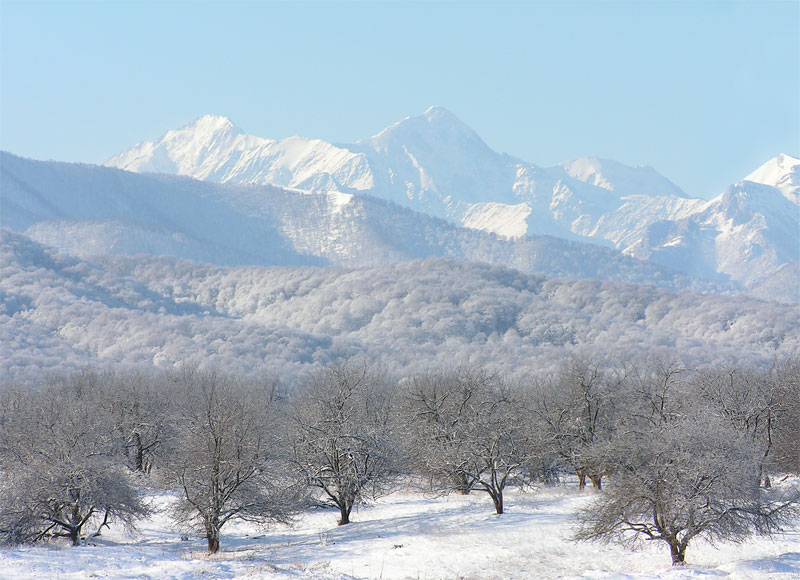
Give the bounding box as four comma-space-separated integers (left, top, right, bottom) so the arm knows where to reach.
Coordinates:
1, 483, 799, 580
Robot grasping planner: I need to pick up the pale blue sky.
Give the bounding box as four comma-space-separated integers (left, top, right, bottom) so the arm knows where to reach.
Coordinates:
1, 1, 798, 198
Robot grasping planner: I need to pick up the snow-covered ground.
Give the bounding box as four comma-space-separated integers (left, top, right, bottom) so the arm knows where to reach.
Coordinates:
1, 483, 799, 580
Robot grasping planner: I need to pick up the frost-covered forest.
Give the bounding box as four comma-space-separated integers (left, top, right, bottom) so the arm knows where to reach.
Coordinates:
0, 359, 798, 578
2, 229, 798, 383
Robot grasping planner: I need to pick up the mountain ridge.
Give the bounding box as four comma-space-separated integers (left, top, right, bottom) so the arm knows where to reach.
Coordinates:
1, 150, 723, 294
106, 108, 799, 288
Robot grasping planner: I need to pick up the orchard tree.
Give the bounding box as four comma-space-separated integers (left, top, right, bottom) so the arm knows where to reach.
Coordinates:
289, 362, 396, 525
695, 361, 800, 487
625, 358, 689, 427
165, 370, 303, 553
529, 359, 620, 489
399, 370, 479, 494
99, 370, 169, 474
773, 357, 800, 474
0, 377, 149, 546
575, 409, 799, 566
401, 368, 531, 514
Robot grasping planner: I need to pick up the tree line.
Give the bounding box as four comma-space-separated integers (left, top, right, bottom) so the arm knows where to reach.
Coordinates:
0, 357, 798, 565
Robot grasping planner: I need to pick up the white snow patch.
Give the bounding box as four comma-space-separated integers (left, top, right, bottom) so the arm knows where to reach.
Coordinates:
461, 202, 532, 239
327, 190, 354, 213
1, 483, 798, 580
743, 153, 800, 204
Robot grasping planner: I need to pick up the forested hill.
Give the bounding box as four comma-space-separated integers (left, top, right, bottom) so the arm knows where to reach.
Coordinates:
0, 151, 720, 293
2, 229, 796, 382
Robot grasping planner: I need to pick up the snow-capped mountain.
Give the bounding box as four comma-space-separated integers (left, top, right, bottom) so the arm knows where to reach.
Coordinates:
558, 156, 688, 199
742, 153, 800, 204
108, 108, 694, 242
625, 155, 800, 288
629, 172, 800, 287
108, 114, 374, 192
107, 108, 799, 290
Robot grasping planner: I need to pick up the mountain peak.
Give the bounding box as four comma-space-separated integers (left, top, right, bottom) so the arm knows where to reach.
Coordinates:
744, 153, 800, 182
105, 114, 248, 176
743, 153, 800, 204
364, 106, 487, 153
419, 105, 474, 132
421, 105, 459, 122
181, 114, 241, 136
559, 156, 688, 198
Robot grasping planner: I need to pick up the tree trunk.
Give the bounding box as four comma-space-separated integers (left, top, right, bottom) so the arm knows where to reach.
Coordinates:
206, 523, 220, 553
589, 474, 602, 490
68, 526, 81, 547
762, 410, 773, 489
453, 472, 472, 494
669, 541, 686, 566
491, 491, 504, 515
69, 500, 83, 546
578, 470, 587, 490
338, 502, 351, 525
133, 432, 144, 472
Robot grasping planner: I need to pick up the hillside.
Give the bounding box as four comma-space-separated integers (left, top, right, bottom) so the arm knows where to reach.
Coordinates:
0, 151, 713, 291
2, 229, 796, 382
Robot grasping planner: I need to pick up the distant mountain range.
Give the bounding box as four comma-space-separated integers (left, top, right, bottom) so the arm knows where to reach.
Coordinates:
106, 107, 799, 293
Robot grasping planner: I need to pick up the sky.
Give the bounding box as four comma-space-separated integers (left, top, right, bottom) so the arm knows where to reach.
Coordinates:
1, 1, 798, 199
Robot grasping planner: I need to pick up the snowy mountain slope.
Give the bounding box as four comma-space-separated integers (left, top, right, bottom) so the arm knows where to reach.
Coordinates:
588, 194, 707, 251
107, 114, 374, 192
559, 156, 688, 199
747, 261, 800, 304
629, 165, 800, 287
2, 229, 796, 383
743, 153, 800, 204
0, 229, 334, 380
1, 151, 717, 291
461, 202, 532, 239
0, 150, 324, 266
106, 109, 799, 292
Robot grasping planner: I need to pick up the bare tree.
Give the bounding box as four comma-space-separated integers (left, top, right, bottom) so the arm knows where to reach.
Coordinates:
401, 368, 531, 514
575, 409, 799, 566
529, 359, 620, 490
695, 364, 784, 487
165, 370, 303, 552
0, 376, 149, 546
695, 359, 800, 486
773, 357, 800, 474
624, 358, 689, 427
96, 370, 169, 474
289, 362, 396, 525
399, 370, 478, 494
